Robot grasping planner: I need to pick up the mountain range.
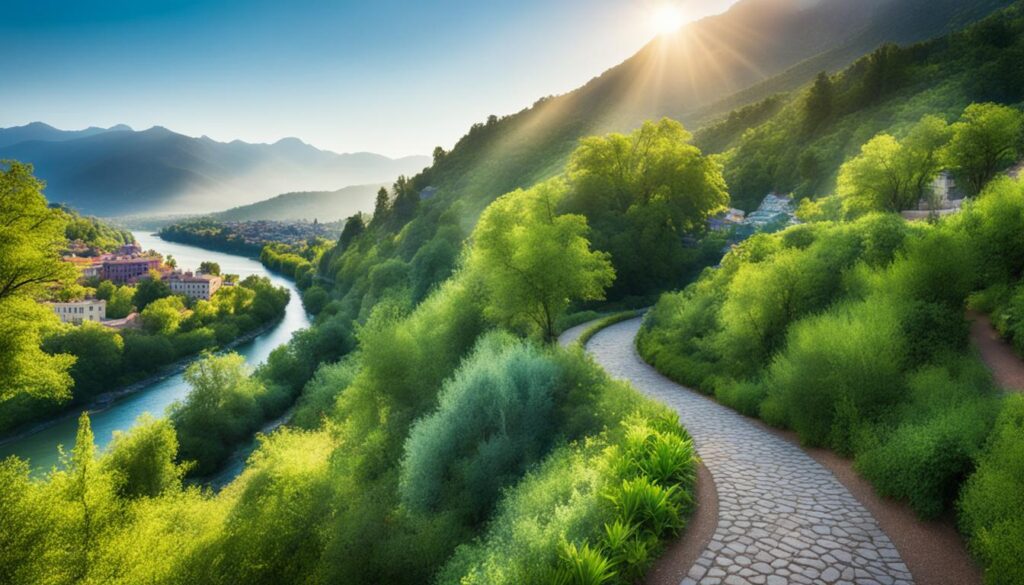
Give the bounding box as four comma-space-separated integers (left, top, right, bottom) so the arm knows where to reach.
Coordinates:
0, 122, 428, 216
213, 184, 383, 223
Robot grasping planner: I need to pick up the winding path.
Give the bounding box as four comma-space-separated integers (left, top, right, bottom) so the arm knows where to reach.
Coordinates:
575, 318, 914, 585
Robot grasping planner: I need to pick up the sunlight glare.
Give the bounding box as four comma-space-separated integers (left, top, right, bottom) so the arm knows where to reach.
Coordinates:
650, 3, 684, 36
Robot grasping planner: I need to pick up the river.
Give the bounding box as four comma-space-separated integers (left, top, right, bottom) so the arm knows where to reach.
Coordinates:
0, 232, 312, 479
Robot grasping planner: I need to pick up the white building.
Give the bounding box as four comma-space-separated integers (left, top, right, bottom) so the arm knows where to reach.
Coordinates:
167, 271, 223, 300
49, 299, 106, 324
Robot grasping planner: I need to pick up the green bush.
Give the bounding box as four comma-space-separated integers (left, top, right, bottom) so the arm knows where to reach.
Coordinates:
291, 358, 358, 429
856, 362, 998, 518
399, 333, 562, 522
959, 395, 1024, 585
716, 379, 768, 417
762, 298, 907, 453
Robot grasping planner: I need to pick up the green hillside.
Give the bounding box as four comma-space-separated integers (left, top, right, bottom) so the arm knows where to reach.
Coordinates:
214, 184, 383, 222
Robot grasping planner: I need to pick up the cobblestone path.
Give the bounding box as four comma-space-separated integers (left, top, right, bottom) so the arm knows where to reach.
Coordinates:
579, 319, 914, 585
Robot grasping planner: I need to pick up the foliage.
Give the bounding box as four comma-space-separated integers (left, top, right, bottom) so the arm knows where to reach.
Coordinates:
958, 395, 1024, 585
103, 414, 185, 498
169, 353, 270, 475
399, 333, 562, 523
945, 102, 1024, 194
0, 161, 77, 402
561, 119, 728, 299
140, 296, 185, 335
132, 271, 171, 310
468, 178, 615, 341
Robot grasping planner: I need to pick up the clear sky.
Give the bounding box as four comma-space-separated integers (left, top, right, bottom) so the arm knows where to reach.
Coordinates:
0, 0, 740, 157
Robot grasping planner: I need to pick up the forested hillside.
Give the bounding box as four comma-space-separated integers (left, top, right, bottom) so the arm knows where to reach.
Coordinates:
5, 2, 1024, 584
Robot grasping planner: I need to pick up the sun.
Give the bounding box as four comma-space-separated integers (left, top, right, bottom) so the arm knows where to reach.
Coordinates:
649, 3, 684, 36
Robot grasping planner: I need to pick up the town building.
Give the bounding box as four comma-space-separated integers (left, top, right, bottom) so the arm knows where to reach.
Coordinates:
101, 256, 162, 284
167, 271, 223, 300
708, 208, 747, 231
49, 299, 106, 324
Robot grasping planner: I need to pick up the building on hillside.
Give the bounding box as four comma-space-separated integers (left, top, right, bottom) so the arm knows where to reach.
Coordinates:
49, 299, 106, 324
903, 171, 967, 221
708, 208, 746, 232
115, 242, 143, 256
63, 256, 103, 280
101, 256, 162, 284
167, 271, 223, 300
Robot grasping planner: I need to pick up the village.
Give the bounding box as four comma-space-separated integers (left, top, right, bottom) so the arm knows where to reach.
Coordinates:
48, 241, 228, 329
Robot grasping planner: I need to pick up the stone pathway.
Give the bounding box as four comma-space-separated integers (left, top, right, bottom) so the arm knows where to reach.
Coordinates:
579, 319, 914, 585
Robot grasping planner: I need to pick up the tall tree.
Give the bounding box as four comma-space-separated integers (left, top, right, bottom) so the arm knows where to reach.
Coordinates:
0, 161, 77, 402
562, 118, 727, 298
468, 178, 614, 342
945, 103, 1024, 194
803, 72, 835, 134
370, 187, 390, 228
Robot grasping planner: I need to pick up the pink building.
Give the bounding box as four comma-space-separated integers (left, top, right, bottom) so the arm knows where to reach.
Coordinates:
101, 256, 162, 284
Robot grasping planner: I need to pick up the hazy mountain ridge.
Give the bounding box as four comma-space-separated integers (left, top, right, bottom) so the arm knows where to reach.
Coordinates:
213, 184, 383, 222
0, 123, 429, 216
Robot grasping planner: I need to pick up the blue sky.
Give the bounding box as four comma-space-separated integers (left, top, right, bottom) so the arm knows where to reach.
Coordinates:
1, 0, 739, 157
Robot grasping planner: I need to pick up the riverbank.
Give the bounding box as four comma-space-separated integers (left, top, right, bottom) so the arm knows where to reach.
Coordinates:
0, 315, 281, 448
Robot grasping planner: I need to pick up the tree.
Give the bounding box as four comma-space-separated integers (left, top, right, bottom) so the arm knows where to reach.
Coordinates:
0, 161, 76, 301
42, 322, 124, 398
945, 103, 1024, 194
165, 255, 177, 269
338, 214, 366, 251
837, 134, 909, 214
838, 116, 952, 215
132, 271, 171, 310
51, 413, 120, 582
804, 72, 834, 134
102, 414, 184, 498
562, 119, 728, 298
468, 178, 614, 342
903, 115, 953, 203
106, 285, 136, 319
140, 296, 185, 335
199, 261, 221, 276
370, 187, 390, 227
0, 161, 77, 402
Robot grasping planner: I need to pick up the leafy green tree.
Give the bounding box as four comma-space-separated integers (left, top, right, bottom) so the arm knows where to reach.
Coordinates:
199, 261, 221, 275
945, 103, 1024, 194
95, 280, 117, 301
42, 322, 124, 398
370, 187, 390, 227
106, 285, 136, 319
0, 162, 78, 401
338, 214, 366, 251
140, 296, 185, 335
102, 414, 184, 498
132, 271, 171, 310
51, 413, 121, 582
0, 161, 77, 301
804, 72, 834, 133
169, 353, 266, 473
563, 119, 727, 297
469, 178, 614, 342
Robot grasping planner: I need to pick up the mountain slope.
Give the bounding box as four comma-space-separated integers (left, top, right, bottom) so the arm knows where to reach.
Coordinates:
214, 184, 383, 222
0, 126, 428, 216
413, 0, 1012, 215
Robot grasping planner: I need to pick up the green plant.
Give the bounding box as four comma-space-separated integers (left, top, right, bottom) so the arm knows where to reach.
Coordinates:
553, 542, 617, 585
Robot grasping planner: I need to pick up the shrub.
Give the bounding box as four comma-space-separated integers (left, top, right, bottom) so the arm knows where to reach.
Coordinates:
291, 358, 358, 429
103, 414, 185, 498
856, 379, 997, 519
716, 379, 768, 417
762, 298, 907, 453
399, 333, 562, 522
959, 395, 1024, 585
